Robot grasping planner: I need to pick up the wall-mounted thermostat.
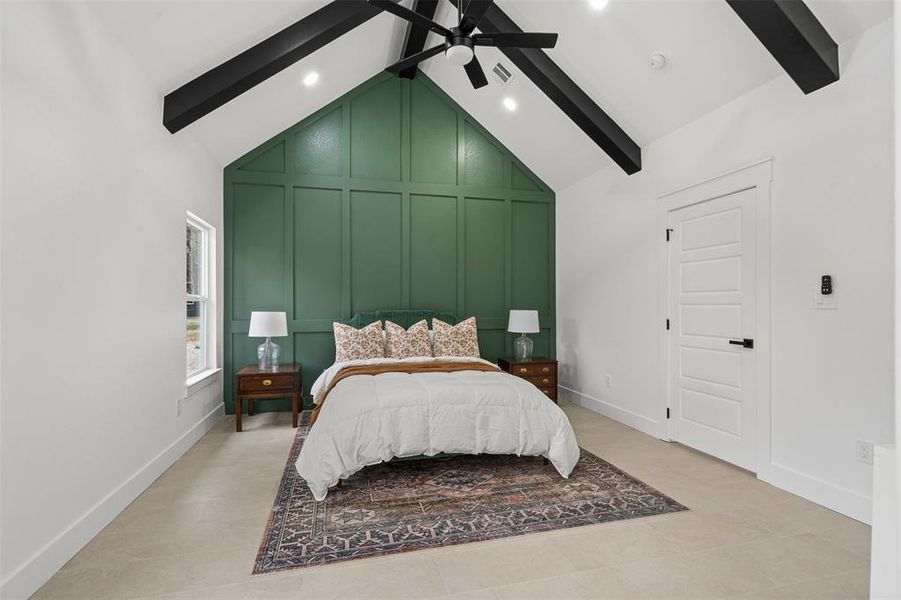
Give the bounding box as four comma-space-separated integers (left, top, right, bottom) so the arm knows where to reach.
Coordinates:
814, 274, 836, 310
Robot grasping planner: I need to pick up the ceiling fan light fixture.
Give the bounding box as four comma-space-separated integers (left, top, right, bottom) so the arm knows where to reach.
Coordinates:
446, 44, 474, 66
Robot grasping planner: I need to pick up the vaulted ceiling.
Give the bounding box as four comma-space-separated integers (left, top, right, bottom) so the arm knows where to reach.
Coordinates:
88, 0, 892, 190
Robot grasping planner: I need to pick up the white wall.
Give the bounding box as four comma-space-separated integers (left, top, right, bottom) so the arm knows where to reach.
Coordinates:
0, 3, 225, 598
557, 19, 894, 523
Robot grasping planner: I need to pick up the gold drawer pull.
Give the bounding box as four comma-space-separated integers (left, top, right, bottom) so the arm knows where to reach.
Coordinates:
262, 379, 272, 387
519, 368, 528, 374
542, 378, 550, 384
542, 367, 550, 373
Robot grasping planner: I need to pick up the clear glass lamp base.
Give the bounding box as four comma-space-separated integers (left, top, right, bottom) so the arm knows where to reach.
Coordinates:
257, 338, 280, 371
513, 334, 533, 361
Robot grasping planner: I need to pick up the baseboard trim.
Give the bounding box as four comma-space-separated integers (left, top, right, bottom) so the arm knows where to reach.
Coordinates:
757, 461, 872, 524
560, 385, 668, 440
0, 403, 224, 600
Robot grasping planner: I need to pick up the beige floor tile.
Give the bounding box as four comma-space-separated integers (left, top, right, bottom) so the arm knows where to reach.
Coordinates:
434, 536, 577, 594
151, 582, 251, 600
105, 548, 257, 599
430, 590, 500, 600
719, 500, 863, 537
32, 562, 133, 600
299, 553, 447, 599
66, 514, 267, 569
810, 521, 872, 560
33, 406, 873, 600
551, 521, 690, 570
615, 548, 779, 599
645, 510, 775, 551
727, 567, 870, 600
717, 534, 868, 587
492, 567, 651, 600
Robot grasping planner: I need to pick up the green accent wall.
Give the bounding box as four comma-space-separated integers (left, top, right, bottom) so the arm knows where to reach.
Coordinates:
224, 72, 555, 413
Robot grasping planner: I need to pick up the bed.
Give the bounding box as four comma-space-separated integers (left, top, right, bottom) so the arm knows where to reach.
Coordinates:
295, 310, 580, 501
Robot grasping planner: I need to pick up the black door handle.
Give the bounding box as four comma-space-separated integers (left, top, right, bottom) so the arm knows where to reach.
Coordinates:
729, 338, 754, 349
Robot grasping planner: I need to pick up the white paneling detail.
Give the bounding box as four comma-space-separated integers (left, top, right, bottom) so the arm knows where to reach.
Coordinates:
681, 208, 742, 252
680, 256, 742, 293
681, 304, 742, 338
680, 388, 742, 436
680, 346, 742, 389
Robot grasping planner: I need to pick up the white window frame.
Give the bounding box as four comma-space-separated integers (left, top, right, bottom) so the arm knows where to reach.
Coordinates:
186, 211, 217, 388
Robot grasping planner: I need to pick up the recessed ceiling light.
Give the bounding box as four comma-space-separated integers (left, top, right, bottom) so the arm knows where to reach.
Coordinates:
589, 0, 609, 10
503, 97, 517, 112
303, 72, 319, 87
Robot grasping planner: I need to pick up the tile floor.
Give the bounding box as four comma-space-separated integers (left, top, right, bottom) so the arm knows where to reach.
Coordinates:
34, 402, 871, 599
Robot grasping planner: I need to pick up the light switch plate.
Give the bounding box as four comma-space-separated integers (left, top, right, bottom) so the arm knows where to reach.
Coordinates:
813, 287, 837, 310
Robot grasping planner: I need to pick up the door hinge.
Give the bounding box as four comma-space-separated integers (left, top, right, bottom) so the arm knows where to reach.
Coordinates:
666, 407, 671, 419
666, 318, 670, 330
665, 228, 673, 241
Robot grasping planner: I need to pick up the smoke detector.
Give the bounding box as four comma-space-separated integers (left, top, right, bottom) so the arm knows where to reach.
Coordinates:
649, 52, 667, 70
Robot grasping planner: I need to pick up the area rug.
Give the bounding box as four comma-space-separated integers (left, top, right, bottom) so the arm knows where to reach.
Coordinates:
254, 412, 686, 573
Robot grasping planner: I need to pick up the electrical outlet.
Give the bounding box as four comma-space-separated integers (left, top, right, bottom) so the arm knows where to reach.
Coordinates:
605, 374, 612, 389
856, 440, 874, 465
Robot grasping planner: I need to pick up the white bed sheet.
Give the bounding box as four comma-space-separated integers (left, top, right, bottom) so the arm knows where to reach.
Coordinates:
297, 358, 580, 500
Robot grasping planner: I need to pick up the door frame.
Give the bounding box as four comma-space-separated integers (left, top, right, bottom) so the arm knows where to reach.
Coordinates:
656, 158, 773, 473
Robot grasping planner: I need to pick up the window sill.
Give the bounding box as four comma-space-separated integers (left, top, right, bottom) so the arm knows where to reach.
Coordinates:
185, 368, 222, 398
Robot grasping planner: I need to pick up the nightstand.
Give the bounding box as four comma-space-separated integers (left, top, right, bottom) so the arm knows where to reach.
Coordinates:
234, 363, 301, 432
498, 357, 558, 403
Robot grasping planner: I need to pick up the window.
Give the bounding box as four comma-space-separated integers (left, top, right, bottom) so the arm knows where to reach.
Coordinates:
186, 212, 214, 379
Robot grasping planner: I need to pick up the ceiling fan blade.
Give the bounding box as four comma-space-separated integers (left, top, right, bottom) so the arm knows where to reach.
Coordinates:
463, 55, 489, 89
368, 0, 453, 37
472, 32, 558, 49
385, 43, 446, 74
459, 0, 494, 34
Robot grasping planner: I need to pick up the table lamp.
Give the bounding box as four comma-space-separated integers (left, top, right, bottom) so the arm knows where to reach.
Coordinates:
249, 311, 287, 370
508, 310, 539, 361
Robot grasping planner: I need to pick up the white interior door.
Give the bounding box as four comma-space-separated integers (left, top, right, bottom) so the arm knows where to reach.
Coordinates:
668, 187, 757, 471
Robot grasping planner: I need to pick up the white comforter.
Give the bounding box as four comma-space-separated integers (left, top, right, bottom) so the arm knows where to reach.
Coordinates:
296, 357, 580, 501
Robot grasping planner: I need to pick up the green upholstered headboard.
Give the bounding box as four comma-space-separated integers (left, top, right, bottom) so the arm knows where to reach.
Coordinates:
344, 309, 458, 329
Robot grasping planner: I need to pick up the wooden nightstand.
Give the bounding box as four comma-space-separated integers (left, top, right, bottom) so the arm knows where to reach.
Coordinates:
498, 357, 558, 403
234, 363, 302, 432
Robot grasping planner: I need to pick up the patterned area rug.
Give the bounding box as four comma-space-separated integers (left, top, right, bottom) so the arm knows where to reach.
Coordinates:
254, 412, 686, 573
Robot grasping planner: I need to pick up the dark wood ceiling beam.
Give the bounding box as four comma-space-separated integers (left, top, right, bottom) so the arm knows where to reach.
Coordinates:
452, 0, 640, 174
726, 0, 839, 94
163, 0, 382, 133
398, 0, 440, 79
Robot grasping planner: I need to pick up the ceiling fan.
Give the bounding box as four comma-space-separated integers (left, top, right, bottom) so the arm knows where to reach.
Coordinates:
367, 0, 558, 89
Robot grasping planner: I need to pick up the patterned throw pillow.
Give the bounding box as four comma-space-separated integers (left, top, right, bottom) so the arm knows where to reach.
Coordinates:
333, 321, 385, 362
385, 320, 432, 359
432, 317, 480, 357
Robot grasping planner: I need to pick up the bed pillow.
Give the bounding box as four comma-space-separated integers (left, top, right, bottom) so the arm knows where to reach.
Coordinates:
333, 321, 385, 362
385, 320, 432, 359
432, 316, 480, 357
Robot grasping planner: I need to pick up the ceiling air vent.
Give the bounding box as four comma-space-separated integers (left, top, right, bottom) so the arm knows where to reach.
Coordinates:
492, 62, 515, 87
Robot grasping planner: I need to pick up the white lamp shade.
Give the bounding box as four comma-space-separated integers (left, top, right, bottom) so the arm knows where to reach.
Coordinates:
508, 310, 539, 334
248, 311, 288, 337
